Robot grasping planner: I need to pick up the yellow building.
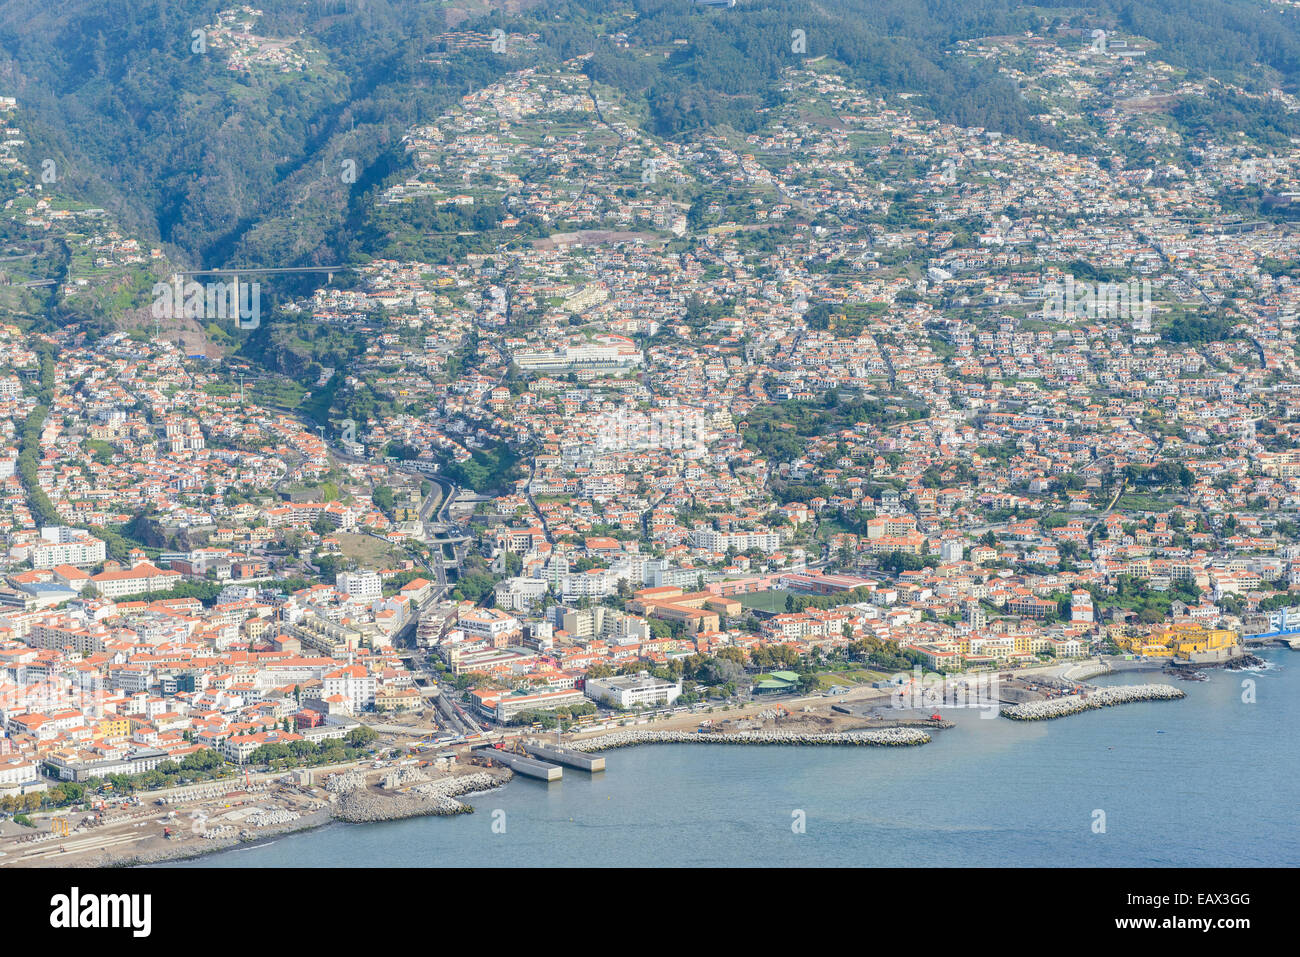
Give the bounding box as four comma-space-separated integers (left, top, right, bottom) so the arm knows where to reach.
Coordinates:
1168, 626, 1237, 660
1118, 624, 1237, 660
92, 717, 130, 742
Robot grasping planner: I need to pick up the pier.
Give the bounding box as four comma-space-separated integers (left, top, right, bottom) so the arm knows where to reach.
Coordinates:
490, 752, 562, 781
471, 746, 563, 781
520, 740, 606, 772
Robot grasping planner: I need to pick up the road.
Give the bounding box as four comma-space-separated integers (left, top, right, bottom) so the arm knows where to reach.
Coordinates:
522, 455, 554, 544
433, 689, 484, 736
274, 403, 471, 601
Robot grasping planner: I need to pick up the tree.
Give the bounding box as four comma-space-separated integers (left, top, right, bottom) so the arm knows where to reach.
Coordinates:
1138, 606, 1165, 624
345, 727, 378, 749
372, 485, 396, 516
716, 646, 746, 666
59, 782, 85, 804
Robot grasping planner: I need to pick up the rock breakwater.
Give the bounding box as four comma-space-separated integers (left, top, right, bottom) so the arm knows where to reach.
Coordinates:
570, 727, 930, 751
1000, 683, 1184, 721
331, 772, 507, 824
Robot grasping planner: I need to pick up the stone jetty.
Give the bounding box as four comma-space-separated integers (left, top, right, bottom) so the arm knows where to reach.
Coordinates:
331, 771, 508, 823
569, 727, 930, 751
1000, 683, 1185, 721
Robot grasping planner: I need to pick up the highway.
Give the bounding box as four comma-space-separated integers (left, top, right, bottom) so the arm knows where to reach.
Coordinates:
274, 403, 472, 602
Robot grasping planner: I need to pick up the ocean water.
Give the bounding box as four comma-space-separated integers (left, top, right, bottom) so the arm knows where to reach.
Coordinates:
174, 651, 1299, 867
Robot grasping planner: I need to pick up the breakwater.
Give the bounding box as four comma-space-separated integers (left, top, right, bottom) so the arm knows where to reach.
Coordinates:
331, 771, 509, 823
1000, 684, 1184, 721
569, 727, 930, 751
162, 649, 1300, 869
1064, 659, 1111, 682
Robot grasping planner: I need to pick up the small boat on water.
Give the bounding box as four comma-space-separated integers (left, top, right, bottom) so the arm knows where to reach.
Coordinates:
1176, 670, 1209, 681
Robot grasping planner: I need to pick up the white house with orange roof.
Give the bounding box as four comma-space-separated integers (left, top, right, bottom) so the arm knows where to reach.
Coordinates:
321, 664, 376, 714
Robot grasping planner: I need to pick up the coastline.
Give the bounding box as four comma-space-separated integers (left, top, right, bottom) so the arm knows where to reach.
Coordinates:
121, 731, 928, 863
570, 727, 932, 750
51, 659, 1271, 867
95, 807, 339, 868
109, 650, 1289, 868
29, 770, 514, 869
112, 733, 928, 865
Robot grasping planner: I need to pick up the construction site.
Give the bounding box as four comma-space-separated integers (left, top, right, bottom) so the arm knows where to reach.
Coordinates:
0, 755, 509, 868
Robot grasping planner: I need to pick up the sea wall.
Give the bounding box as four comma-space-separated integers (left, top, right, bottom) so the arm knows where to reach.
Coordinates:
569, 727, 930, 751
1000, 684, 1185, 721
1064, 659, 1111, 682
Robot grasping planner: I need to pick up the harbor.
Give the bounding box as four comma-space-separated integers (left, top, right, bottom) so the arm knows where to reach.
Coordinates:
170, 649, 1299, 869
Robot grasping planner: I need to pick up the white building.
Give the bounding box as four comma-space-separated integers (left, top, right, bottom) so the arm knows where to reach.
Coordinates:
0, 756, 42, 795
457, 607, 521, 644
688, 527, 781, 554
584, 672, 682, 709
89, 561, 181, 599
321, 664, 377, 713
336, 571, 382, 602
511, 334, 642, 373
493, 576, 549, 611
31, 527, 107, 568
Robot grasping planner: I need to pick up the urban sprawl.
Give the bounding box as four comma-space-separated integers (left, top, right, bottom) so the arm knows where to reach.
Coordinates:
0, 22, 1297, 847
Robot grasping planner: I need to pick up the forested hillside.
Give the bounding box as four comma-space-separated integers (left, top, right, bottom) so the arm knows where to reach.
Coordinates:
1, 0, 1297, 281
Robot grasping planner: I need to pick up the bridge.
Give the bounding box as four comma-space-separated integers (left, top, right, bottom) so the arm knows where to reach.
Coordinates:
176, 265, 357, 277
1242, 629, 1300, 649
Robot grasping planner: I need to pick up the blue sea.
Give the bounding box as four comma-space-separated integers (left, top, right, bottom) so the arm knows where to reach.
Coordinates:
173, 650, 1299, 867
